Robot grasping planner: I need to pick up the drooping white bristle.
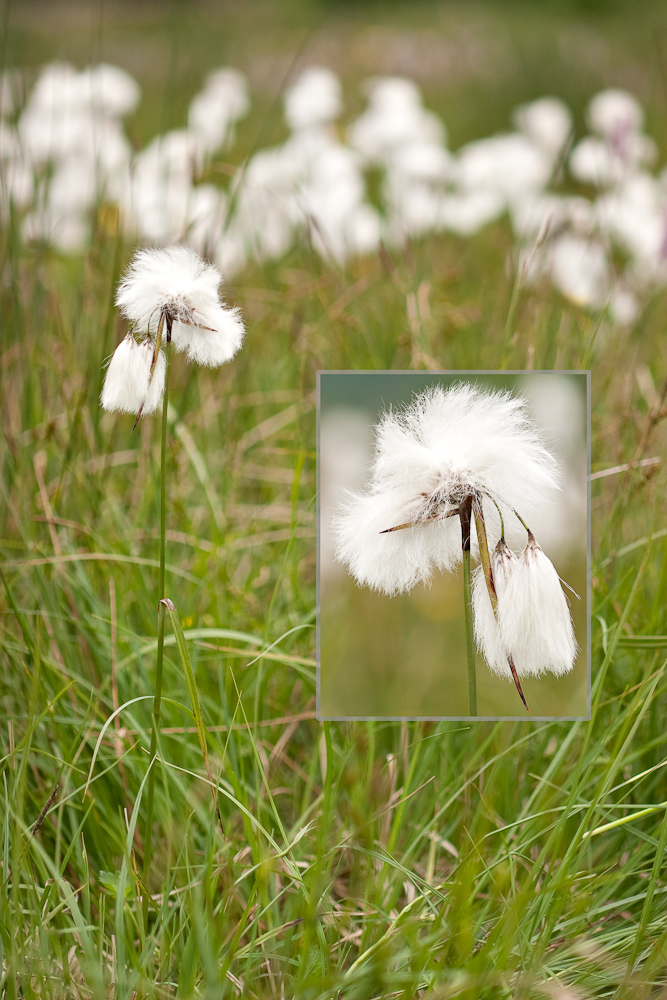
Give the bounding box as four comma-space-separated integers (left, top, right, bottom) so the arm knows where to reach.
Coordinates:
334, 383, 559, 596
472, 537, 518, 678
473, 533, 577, 679
100, 334, 165, 415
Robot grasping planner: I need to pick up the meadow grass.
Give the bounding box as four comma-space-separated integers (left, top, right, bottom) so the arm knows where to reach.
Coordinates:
2, 215, 667, 998
3, 2, 667, 997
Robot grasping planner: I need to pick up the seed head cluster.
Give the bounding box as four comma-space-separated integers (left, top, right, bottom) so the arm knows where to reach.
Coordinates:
100, 333, 165, 415
101, 245, 244, 416
334, 382, 578, 680
334, 383, 558, 596
473, 535, 577, 678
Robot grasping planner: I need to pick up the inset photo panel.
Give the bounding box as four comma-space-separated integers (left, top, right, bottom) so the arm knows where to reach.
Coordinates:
317, 371, 590, 721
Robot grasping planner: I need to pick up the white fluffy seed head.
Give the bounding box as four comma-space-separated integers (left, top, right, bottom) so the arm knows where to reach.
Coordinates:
498, 534, 577, 677
473, 534, 577, 680
333, 383, 559, 596
587, 89, 644, 138
115, 245, 244, 367
100, 334, 165, 415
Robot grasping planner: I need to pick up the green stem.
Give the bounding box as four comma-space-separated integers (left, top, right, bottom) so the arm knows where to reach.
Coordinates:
473, 497, 496, 611
459, 496, 477, 717
499, 262, 524, 368
321, 721, 334, 836
463, 548, 477, 716
141, 339, 171, 928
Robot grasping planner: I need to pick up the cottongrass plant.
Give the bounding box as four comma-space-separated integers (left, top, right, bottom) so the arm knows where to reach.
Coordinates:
101, 244, 244, 920
334, 383, 577, 715
9, 57, 667, 324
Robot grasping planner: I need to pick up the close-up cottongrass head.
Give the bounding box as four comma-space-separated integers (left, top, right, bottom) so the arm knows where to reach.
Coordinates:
334, 382, 558, 593
100, 332, 166, 414
334, 381, 578, 712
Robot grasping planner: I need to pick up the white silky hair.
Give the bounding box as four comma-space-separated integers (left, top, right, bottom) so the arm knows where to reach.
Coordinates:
512, 97, 573, 157
334, 383, 559, 596
115, 245, 244, 367
499, 536, 577, 677
472, 538, 518, 678
472, 534, 577, 678
587, 89, 644, 137
100, 334, 165, 415
188, 68, 249, 157
347, 76, 444, 165
455, 134, 553, 204
548, 234, 610, 309
80, 64, 141, 118
334, 478, 464, 596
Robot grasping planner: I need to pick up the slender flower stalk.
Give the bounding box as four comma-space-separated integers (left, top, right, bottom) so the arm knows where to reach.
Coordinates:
101, 244, 244, 923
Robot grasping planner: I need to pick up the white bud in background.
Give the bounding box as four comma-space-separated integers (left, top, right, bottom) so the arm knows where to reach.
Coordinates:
100, 334, 165, 415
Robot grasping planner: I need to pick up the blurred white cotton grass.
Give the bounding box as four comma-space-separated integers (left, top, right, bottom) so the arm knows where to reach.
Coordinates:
333, 382, 578, 713
100, 333, 165, 414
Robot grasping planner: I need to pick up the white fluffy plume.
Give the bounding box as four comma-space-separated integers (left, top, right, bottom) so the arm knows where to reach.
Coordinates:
334, 383, 559, 596
473, 534, 577, 678
115, 245, 244, 367
100, 334, 165, 415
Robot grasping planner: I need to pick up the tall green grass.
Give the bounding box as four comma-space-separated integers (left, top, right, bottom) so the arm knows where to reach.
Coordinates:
3, 1, 667, 993
2, 213, 667, 997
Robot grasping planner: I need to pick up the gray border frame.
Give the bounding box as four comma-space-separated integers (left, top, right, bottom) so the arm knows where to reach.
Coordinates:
316, 369, 591, 723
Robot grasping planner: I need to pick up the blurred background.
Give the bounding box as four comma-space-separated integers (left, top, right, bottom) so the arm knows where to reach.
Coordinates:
5, 1, 667, 315
9, 0, 667, 149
